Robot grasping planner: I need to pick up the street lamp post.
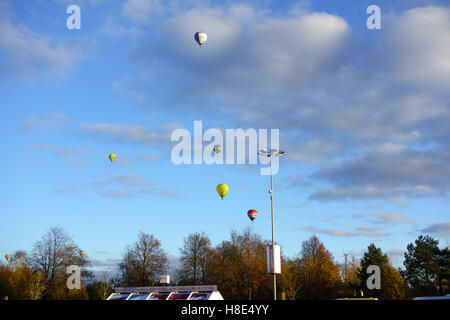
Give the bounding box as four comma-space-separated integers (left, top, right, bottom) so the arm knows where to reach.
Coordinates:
259, 149, 284, 300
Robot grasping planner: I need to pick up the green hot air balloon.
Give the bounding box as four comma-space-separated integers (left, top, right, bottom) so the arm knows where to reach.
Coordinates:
216, 183, 229, 200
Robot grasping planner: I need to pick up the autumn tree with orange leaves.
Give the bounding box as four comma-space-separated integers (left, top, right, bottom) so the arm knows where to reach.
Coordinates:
208, 228, 273, 300
296, 235, 342, 299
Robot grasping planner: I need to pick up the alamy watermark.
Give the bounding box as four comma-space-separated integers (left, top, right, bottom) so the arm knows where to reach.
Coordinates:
367, 5, 381, 30
366, 265, 381, 290
66, 5, 81, 30
64, 4, 380, 31
66, 265, 81, 290
171, 121, 281, 175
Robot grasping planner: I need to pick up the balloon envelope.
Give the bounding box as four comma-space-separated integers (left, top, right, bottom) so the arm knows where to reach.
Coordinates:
195, 31, 207, 46
216, 183, 229, 199
213, 145, 222, 153
79, 251, 84, 256
109, 153, 116, 162
247, 209, 258, 221
5, 254, 10, 261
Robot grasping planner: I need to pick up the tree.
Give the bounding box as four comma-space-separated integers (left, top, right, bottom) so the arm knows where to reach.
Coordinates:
436, 247, 449, 295
0, 251, 45, 300
179, 232, 212, 285
11, 251, 45, 300
0, 265, 14, 300
86, 276, 114, 300
296, 236, 342, 299
119, 231, 168, 286
339, 253, 361, 297
209, 228, 272, 300
379, 265, 406, 300
279, 257, 302, 300
30, 227, 88, 299
359, 243, 406, 299
401, 235, 442, 296
358, 243, 389, 296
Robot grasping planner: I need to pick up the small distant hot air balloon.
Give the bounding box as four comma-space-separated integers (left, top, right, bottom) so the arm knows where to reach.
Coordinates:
109, 153, 116, 162
216, 183, 229, 200
79, 250, 84, 256
195, 31, 207, 46
247, 209, 258, 222
5, 254, 11, 261
213, 145, 222, 154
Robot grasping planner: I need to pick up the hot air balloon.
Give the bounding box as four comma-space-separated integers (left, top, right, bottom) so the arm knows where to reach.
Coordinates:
213, 145, 222, 154
194, 31, 207, 46
109, 153, 116, 162
216, 183, 229, 200
5, 254, 11, 261
247, 209, 258, 222
79, 250, 84, 256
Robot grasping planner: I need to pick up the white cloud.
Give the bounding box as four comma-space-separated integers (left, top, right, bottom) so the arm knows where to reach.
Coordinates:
77, 122, 178, 147
135, 154, 160, 162
94, 174, 154, 187
27, 144, 90, 165
0, 10, 83, 80
121, 0, 164, 23
99, 189, 137, 199
304, 225, 390, 238
138, 187, 182, 198
55, 185, 80, 194
94, 174, 182, 199
309, 144, 450, 202
21, 2, 447, 205
100, 16, 142, 38
21, 114, 68, 132
421, 222, 450, 237
371, 212, 406, 225
385, 6, 450, 90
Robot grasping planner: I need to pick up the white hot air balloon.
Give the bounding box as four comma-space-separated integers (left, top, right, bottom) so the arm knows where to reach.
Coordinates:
213, 145, 222, 154
194, 31, 207, 46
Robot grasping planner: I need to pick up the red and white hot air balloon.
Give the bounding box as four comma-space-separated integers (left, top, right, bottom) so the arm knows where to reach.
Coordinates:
247, 209, 258, 222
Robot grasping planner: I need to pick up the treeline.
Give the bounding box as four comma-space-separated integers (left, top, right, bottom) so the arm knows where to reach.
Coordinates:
0, 227, 448, 300
0, 227, 90, 300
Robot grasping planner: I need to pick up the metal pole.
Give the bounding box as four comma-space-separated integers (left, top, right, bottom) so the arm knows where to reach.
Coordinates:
270, 157, 276, 300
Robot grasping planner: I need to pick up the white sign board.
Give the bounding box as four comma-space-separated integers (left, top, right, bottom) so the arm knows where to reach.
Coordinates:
267, 244, 281, 274
159, 275, 170, 284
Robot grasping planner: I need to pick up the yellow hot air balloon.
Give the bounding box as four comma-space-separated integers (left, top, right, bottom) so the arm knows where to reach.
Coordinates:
79, 250, 84, 256
216, 183, 229, 200
109, 153, 116, 162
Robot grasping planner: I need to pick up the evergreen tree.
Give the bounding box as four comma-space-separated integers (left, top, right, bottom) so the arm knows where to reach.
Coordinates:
358, 243, 405, 299
436, 247, 449, 295
401, 235, 441, 296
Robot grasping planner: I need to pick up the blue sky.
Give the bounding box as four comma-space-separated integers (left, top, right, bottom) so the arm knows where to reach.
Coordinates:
1, 0, 449, 277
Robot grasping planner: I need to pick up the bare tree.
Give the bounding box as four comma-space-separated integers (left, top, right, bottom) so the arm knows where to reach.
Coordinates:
339, 253, 361, 297
179, 232, 212, 285
30, 227, 87, 299
119, 231, 168, 286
